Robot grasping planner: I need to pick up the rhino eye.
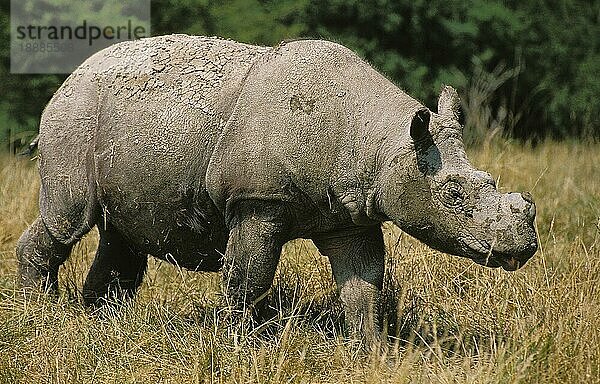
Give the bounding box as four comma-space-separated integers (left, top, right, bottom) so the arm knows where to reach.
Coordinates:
441, 181, 465, 208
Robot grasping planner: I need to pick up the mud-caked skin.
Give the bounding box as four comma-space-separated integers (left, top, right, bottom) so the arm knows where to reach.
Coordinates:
17, 35, 537, 344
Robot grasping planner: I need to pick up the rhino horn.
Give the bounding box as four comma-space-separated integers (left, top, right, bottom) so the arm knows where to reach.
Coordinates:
437, 85, 460, 120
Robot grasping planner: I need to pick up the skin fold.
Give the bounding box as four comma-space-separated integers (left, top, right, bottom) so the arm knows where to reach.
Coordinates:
16, 35, 538, 345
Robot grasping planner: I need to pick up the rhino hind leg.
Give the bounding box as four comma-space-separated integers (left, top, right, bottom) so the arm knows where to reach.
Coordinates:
313, 226, 385, 347
83, 224, 148, 306
16, 217, 73, 293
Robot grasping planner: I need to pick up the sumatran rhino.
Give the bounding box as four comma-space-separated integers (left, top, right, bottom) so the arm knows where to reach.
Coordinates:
17, 35, 537, 343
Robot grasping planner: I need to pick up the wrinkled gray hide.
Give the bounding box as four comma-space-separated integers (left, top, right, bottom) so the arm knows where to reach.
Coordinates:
17, 35, 537, 345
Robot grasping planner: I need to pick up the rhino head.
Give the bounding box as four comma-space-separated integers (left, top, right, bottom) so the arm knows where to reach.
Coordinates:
379, 86, 537, 271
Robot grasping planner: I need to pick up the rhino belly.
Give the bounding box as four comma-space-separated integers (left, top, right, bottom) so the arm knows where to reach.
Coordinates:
96, 178, 228, 271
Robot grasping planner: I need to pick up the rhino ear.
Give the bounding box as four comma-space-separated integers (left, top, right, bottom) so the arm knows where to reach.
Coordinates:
409, 107, 431, 141
438, 85, 460, 120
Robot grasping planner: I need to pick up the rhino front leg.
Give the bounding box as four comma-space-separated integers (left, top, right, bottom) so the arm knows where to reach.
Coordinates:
313, 226, 385, 346
222, 201, 289, 318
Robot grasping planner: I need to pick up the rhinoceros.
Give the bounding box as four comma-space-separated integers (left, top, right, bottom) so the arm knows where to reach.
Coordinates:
17, 35, 537, 343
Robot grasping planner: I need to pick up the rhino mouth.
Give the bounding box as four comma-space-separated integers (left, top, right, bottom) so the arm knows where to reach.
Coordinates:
472, 253, 522, 271
460, 234, 524, 271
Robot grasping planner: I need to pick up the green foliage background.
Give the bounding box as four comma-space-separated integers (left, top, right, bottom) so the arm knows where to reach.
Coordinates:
1, 0, 598, 150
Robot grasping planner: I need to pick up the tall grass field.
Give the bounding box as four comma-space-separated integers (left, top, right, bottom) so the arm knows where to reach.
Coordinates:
0, 140, 598, 383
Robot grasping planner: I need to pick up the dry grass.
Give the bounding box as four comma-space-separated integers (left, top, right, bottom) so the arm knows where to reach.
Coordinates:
0, 140, 598, 383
